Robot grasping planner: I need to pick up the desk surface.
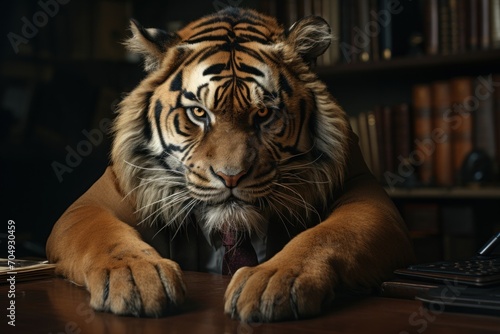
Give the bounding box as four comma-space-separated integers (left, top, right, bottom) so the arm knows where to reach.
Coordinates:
1, 271, 500, 334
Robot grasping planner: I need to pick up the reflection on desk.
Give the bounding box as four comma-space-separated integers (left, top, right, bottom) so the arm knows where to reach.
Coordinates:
1, 271, 499, 334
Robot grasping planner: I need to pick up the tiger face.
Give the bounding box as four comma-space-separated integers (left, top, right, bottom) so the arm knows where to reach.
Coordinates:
112, 8, 349, 236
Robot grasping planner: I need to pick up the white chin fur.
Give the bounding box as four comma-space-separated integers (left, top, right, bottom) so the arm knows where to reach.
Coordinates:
201, 201, 266, 236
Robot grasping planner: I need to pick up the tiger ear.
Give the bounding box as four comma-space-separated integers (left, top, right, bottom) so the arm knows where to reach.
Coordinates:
125, 19, 180, 72
286, 16, 332, 66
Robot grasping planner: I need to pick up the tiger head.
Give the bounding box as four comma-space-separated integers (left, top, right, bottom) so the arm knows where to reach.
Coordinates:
112, 7, 350, 236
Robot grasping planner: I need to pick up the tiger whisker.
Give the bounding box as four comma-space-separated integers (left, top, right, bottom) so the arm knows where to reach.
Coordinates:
264, 196, 292, 239
170, 199, 200, 240
268, 192, 308, 230
136, 191, 191, 226
124, 160, 184, 175
124, 176, 180, 197
134, 190, 190, 213
277, 142, 319, 164
271, 183, 321, 223
279, 173, 330, 185
151, 197, 197, 239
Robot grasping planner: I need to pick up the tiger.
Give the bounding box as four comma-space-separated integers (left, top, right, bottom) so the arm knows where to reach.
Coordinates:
46, 7, 415, 322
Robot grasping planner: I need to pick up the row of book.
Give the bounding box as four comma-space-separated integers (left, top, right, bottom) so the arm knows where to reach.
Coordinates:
5, 1, 133, 61
424, 0, 500, 56
351, 73, 500, 188
259, 0, 500, 66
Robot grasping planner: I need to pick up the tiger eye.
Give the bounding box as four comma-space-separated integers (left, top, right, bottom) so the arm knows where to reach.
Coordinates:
193, 107, 206, 118
257, 108, 269, 118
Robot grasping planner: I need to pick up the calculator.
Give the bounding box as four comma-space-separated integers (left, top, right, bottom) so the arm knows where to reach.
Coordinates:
394, 232, 500, 287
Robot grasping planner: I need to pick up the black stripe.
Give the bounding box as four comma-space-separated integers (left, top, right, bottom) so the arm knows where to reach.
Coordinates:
275, 143, 302, 156
279, 73, 293, 97
234, 44, 264, 62
235, 25, 270, 40
294, 99, 307, 148
155, 100, 169, 149
235, 33, 271, 45
133, 144, 151, 157
187, 26, 231, 41
155, 152, 173, 171
142, 92, 153, 142
238, 63, 264, 77
183, 91, 197, 101
170, 70, 183, 91
174, 114, 189, 137
187, 35, 229, 44
196, 83, 209, 101
103, 270, 110, 306
203, 63, 227, 76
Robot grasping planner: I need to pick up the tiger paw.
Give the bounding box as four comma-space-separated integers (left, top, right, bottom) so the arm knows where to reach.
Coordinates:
84, 251, 186, 317
224, 260, 336, 322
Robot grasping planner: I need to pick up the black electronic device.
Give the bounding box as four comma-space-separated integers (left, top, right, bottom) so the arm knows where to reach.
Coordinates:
394, 232, 500, 287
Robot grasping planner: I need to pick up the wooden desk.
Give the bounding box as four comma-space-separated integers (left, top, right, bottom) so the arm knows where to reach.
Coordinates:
1, 271, 499, 334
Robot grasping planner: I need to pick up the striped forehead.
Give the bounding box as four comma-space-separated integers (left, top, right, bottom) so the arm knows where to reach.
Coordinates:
181, 52, 273, 111
171, 12, 280, 111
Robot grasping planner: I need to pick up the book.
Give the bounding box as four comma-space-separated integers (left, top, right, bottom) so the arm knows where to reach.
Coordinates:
380, 278, 439, 300
392, 103, 412, 185
474, 76, 497, 163
349, 115, 360, 136
424, 0, 439, 55
349, 0, 360, 63
412, 84, 434, 186
431, 81, 454, 187
378, 0, 393, 60
456, 0, 468, 52
438, 0, 451, 55
390, 0, 425, 57
381, 105, 395, 179
367, 110, 381, 179
0, 259, 56, 283
358, 0, 371, 62
466, 0, 479, 51
284, 0, 298, 28
477, 0, 491, 50
449, 76, 474, 185
373, 105, 386, 180
339, 0, 355, 63
448, 0, 460, 54
318, 0, 330, 66
327, 0, 341, 65
369, 0, 380, 62
492, 0, 500, 49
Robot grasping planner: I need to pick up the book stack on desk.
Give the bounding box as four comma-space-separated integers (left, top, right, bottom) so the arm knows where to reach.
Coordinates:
0, 259, 56, 283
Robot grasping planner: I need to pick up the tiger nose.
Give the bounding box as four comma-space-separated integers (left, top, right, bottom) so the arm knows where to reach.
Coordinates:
215, 170, 247, 188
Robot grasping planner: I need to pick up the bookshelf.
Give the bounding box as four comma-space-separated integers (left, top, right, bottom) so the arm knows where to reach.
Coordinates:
385, 186, 500, 199
1, 0, 499, 263
263, 0, 500, 263
317, 49, 500, 76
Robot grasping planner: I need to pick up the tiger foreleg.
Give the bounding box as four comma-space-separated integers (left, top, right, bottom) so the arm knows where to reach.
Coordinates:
224, 203, 414, 322
46, 208, 186, 317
